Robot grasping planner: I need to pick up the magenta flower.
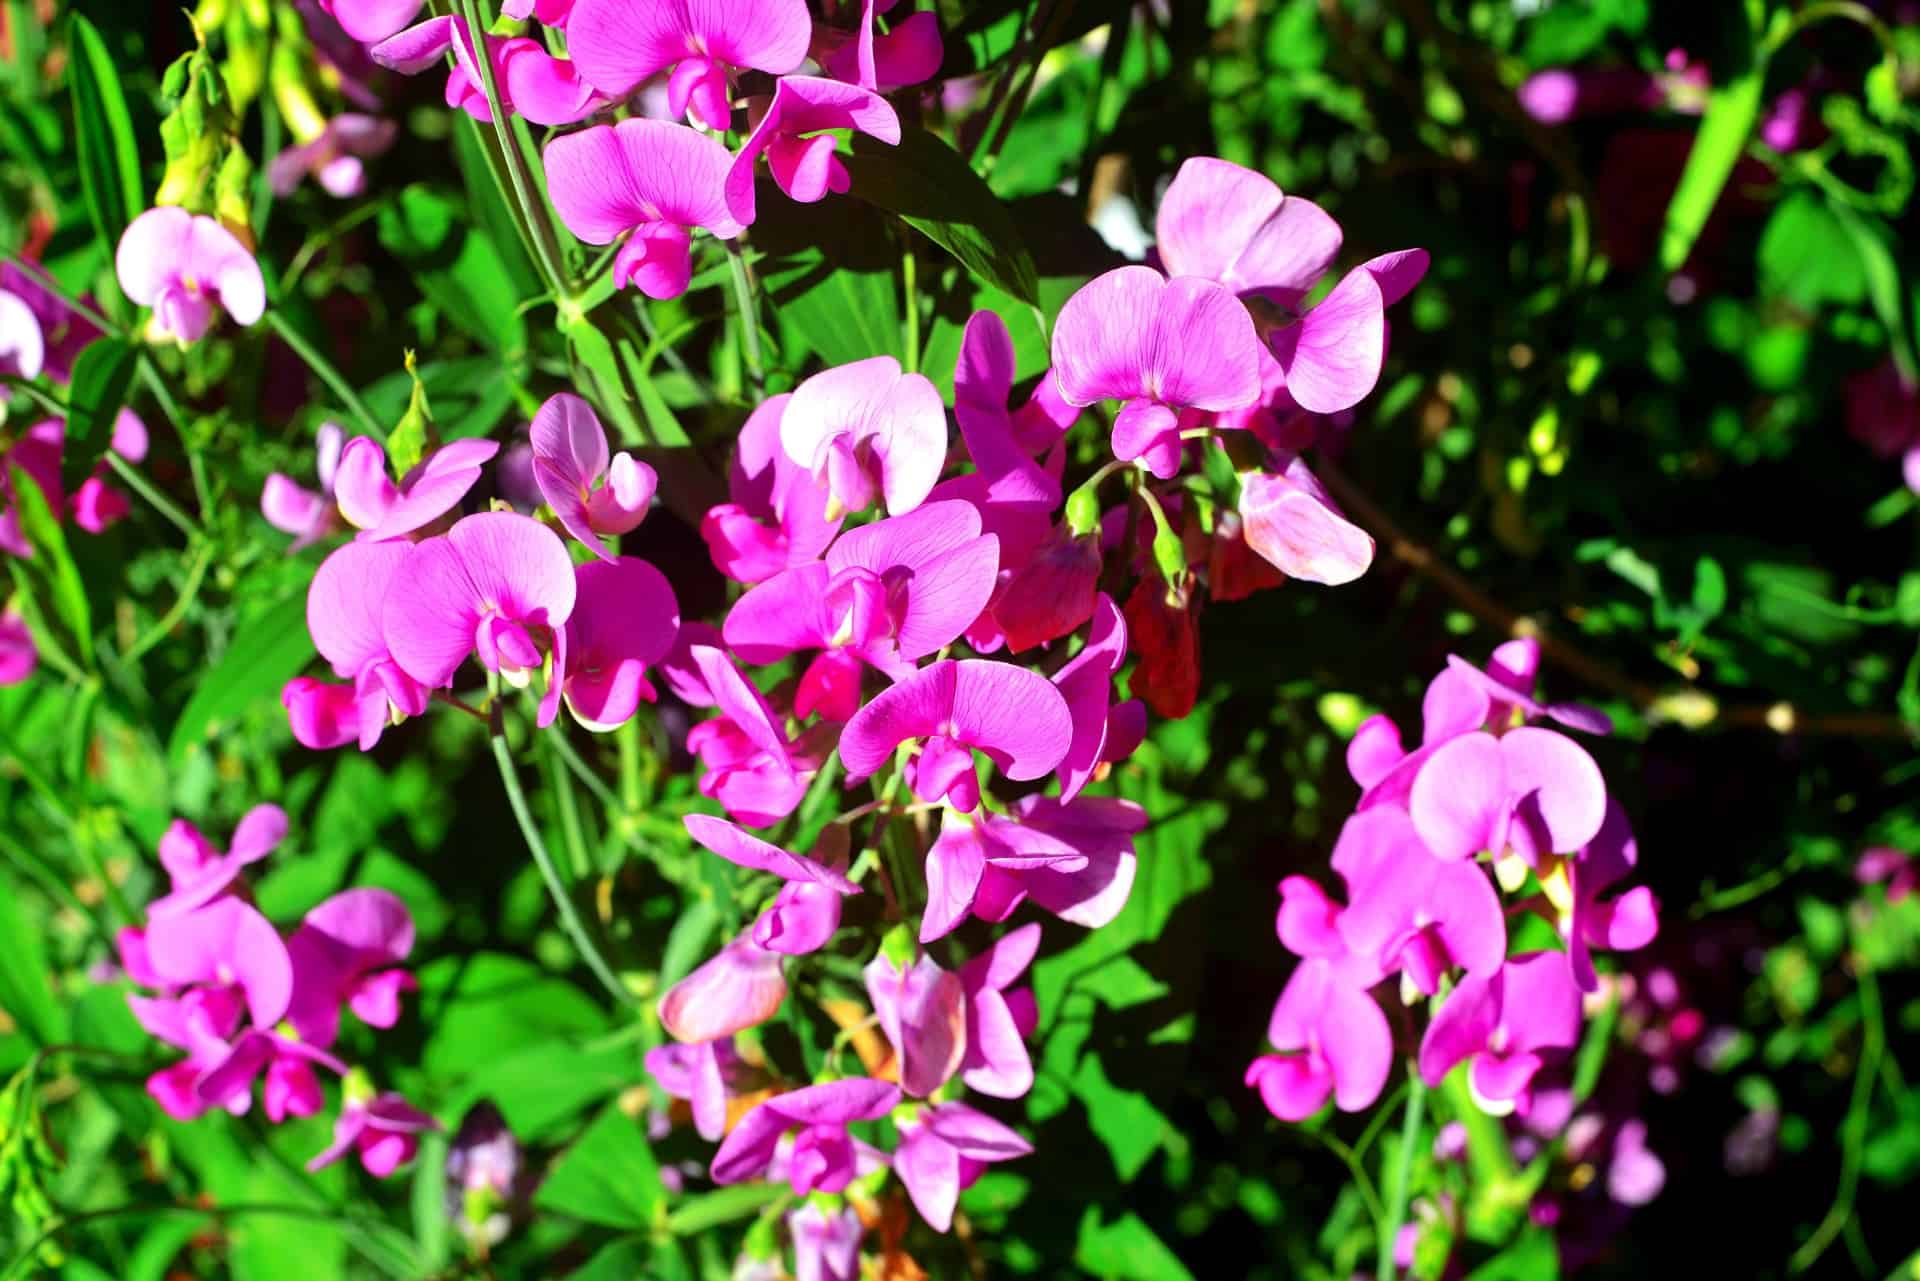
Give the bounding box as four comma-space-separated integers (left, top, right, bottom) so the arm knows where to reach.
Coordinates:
291, 540, 433, 751
0, 421, 60, 558
1246, 956, 1391, 1121
0, 609, 34, 686
333, 434, 498, 543
1563, 800, 1659, 993
1844, 359, 1920, 493
372, 18, 604, 127
970, 794, 1146, 930
261, 422, 345, 550
1518, 66, 1666, 124
724, 500, 1000, 719
820, 0, 944, 92
647, 1039, 750, 1142
268, 114, 397, 199
560, 557, 679, 731
918, 806, 1086, 942
660, 934, 789, 1043
115, 208, 265, 344
1050, 593, 1127, 802
957, 922, 1039, 1098
894, 1101, 1030, 1233
755, 883, 846, 956
143, 896, 295, 1032
1407, 725, 1608, 865
284, 888, 418, 1046
710, 1077, 900, 1193
382, 512, 577, 725
544, 123, 744, 301
980, 525, 1101, 653
1238, 455, 1374, 586
1330, 808, 1505, 996
127, 988, 247, 1119
952, 309, 1078, 457
195, 1027, 346, 1121
724, 75, 902, 227
309, 1087, 439, 1177
1264, 250, 1429, 416
685, 814, 861, 892
779, 355, 946, 520
1857, 846, 1918, 904
0, 262, 101, 384
1439, 639, 1613, 736
566, 0, 812, 127
692, 823, 861, 955
788, 1202, 864, 1281
840, 659, 1073, 814
865, 949, 965, 1097
1050, 266, 1263, 478
703, 393, 844, 584
146, 805, 288, 919
526, 394, 656, 555
1418, 952, 1581, 1115
685, 645, 812, 825
0, 287, 43, 379
315, 0, 422, 43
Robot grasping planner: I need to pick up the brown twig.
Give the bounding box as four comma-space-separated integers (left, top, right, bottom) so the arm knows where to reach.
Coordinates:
1315, 460, 1917, 741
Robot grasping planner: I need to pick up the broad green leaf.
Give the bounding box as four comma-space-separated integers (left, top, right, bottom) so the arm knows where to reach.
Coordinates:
8, 460, 93, 667
1519, 0, 1650, 68
61, 338, 138, 488
167, 587, 314, 761
377, 185, 530, 353
67, 14, 143, 253
1075, 1208, 1197, 1281
780, 264, 899, 367
571, 1238, 653, 1281
1756, 191, 1865, 308
0, 875, 67, 1045
844, 129, 1040, 305
417, 953, 609, 1088
533, 1103, 665, 1231
1464, 1225, 1561, 1280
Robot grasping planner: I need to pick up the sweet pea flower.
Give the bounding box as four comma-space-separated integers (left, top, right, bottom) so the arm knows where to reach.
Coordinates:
289, 540, 434, 751
128, 988, 249, 1119
646, 1038, 750, 1142
710, 1078, 900, 1193
1419, 952, 1581, 1116
685, 814, 862, 892
1051, 593, 1127, 802
755, 883, 846, 956
146, 804, 289, 919
268, 115, 398, 199
115, 208, 265, 344
0, 609, 34, 685
143, 896, 295, 1031
779, 355, 946, 519
284, 888, 419, 1046
951, 308, 1079, 457
314, 0, 423, 43
894, 1101, 1031, 1233
567, 0, 812, 127
1856, 846, 1918, 903
724, 75, 902, 227
865, 948, 966, 1097
815, 0, 945, 92
787, 1202, 864, 1281
1844, 359, 1920, 493
918, 805, 1086, 942
261, 422, 345, 550
661, 934, 790, 1043
1407, 725, 1608, 866
724, 500, 1000, 720
309, 1084, 439, 1177
687, 818, 858, 956
1439, 639, 1613, 736
1330, 808, 1505, 996
1237, 455, 1374, 586
0, 263, 101, 385
383, 512, 577, 725
957, 923, 1039, 1098
1051, 265, 1263, 477
527, 394, 658, 554
544, 123, 744, 301
840, 659, 1074, 812
195, 1027, 347, 1121
970, 794, 1146, 930
0, 421, 61, 558
686, 645, 812, 825
1561, 800, 1659, 992
333, 434, 499, 543
372, 17, 604, 127
982, 526, 1101, 653
703, 394, 844, 583
1517, 66, 1668, 124
560, 557, 679, 731
1247, 955, 1392, 1121
0, 286, 43, 378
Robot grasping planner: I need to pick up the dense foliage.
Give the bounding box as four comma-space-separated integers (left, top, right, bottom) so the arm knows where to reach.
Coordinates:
1, 1, 1918, 1279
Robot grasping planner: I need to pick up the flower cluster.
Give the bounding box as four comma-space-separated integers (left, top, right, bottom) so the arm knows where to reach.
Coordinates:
1248, 638, 1660, 1124
114, 806, 436, 1175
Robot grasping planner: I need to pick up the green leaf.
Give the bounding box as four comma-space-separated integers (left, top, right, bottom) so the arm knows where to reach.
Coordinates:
1074, 1208, 1197, 1281
0, 875, 67, 1046
8, 460, 92, 667
780, 264, 900, 367
67, 13, 143, 253
1464, 1225, 1560, 1280
1756, 192, 1865, 308
533, 1103, 665, 1231
61, 338, 138, 489
376, 185, 530, 353
571, 1238, 653, 1281
1659, 14, 1764, 273
1830, 200, 1917, 386
665, 1184, 786, 1236
167, 587, 315, 761
842, 128, 1040, 305
1519, 0, 1649, 68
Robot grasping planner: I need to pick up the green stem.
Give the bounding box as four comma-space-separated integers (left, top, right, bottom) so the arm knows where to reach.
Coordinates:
489, 720, 635, 1007
549, 726, 621, 812
541, 731, 593, 880
102, 452, 198, 541
134, 357, 217, 524
901, 238, 919, 373
1378, 1066, 1427, 1281
262, 311, 383, 440
1790, 969, 1884, 1273
726, 243, 767, 401
0, 375, 68, 418
125, 541, 212, 663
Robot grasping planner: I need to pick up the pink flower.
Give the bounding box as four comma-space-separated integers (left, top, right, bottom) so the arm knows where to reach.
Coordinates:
970, 794, 1146, 931
381, 512, 578, 725
1330, 808, 1505, 996
893, 1101, 1030, 1233
724, 500, 1000, 720
1237, 455, 1374, 586
309, 1088, 439, 1177
646, 1038, 750, 1141
1563, 800, 1659, 993
1857, 845, 1918, 903
0, 286, 44, 379
0, 261, 102, 384
127, 988, 250, 1120
710, 1078, 900, 1193
724, 75, 902, 227
1247, 955, 1391, 1121
703, 393, 844, 584
956, 923, 1039, 1098
779, 355, 946, 519
115, 208, 265, 344
269, 115, 397, 199
865, 948, 966, 1097
787, 1201, 864, 1281
372, 17, 604, 127
314, 0, 423, 43
660, 934, 789, 1042
1051, 265, 1263, 478
686, 817, 859, 955
1051, 593, 1127, 803
543, 123, 744, 300
1406, 726, 1608, 866
142, 896, 296, 1032
918, 806, 1086, 942
1418, 952, 1582, 1116
819, 0, 944, 92
289, 540, 433, 751
560, 557, 679, 731
284, 888, 419, 1046
333, 434, 498, 542
146, 805, 289, 919
0, 609, 34, 685
840, 659, 1074, 812
1517, 67, 1666, 124
685, 645, 812, 825
566, 0, 813, 128
527, 393, 657, 556
261, 422, 345, 551
983, 526, 1101, 653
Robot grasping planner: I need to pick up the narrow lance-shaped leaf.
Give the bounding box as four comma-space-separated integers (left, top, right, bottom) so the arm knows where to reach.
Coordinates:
68, 13, 145, 253
61, 338, 137, 489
